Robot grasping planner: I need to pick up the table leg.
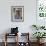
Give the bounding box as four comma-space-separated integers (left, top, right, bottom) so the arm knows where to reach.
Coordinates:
4, 34, 7, 46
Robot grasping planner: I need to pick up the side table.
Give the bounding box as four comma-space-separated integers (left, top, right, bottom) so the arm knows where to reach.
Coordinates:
4, 33, 18, 46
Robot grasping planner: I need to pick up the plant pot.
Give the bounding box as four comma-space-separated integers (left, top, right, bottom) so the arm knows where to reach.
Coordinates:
37, 39, 44, 44
37, 39, 40, 43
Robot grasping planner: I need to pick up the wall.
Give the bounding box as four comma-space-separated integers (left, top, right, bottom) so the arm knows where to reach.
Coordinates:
0, 0, 36, 42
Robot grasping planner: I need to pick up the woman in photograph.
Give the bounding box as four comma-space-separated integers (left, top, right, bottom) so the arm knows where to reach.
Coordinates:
15, 10, 22, 19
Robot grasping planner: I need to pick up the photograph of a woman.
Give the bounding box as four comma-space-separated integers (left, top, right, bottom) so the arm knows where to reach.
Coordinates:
11, 6, 24, 22
14, 8, 22, 19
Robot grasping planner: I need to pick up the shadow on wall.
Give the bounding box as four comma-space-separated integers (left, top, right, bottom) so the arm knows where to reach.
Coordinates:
29, 25, 37, 42
2, 28, 11, 34
0, 28, 11, 42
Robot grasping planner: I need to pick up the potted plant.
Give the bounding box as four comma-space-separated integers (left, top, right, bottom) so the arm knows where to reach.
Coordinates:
32, 25, 39, 30
33, 32, 46, 43
40, 26, 45, 29
32, 24, 45, 30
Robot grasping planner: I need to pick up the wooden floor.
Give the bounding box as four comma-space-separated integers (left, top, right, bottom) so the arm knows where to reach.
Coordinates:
0, 42, 46, 46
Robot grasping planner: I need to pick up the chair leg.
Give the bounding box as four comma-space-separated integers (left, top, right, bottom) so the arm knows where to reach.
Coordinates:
4, 41, 7, 46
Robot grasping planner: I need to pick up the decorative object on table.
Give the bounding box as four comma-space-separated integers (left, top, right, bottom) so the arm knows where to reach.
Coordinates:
11, 27, 18, 34
11, 6, 24, 22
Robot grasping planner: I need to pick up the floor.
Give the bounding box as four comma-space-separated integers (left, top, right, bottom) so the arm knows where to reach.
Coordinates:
0, 42, 46, 46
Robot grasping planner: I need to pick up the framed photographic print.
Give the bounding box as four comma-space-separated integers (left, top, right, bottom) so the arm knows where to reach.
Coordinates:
11, 6, 24, 22
36, 0, 46, 26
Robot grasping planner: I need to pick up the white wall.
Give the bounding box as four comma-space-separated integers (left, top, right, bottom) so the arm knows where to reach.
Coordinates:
0, 0, 36, 42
